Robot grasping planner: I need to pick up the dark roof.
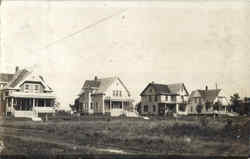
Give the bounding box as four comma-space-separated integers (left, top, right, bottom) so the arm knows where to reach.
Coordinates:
140, 82, 188, 96
190, 89, 221, 103
151, 83, 170, 94
83, 80, 101, 88
81, 77, 131, 96
8, 69, 30, 88
0, 73, 14, 83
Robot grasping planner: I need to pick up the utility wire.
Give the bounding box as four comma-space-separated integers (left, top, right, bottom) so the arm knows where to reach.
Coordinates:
28, 8, 127, 55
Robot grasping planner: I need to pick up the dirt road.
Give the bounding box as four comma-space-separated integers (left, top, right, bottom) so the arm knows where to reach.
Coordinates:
0, 125, 135, 155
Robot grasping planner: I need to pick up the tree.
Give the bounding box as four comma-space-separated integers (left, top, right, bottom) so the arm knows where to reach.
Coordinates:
230, 93, 241, 113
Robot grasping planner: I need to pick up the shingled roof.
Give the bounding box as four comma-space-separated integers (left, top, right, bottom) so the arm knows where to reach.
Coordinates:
4, 68, 52, 91
0, 73, 14, 83
140, 82, 189, 96
189, 89, 221, 103
8, 69, 30, 88
80, 77, 131, 96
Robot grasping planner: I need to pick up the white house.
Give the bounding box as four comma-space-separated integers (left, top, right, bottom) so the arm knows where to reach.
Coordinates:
187, 86, 230, 114
76, 76, 134, 116
0, 67, 56, 120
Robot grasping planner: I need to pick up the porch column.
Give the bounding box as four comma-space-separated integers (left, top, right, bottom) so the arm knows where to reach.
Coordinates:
11, 98, 14, 109
121, 101, 124, 110
11, 98, 14, 116
33, 98, 35, 112
44, 99, 46, 107
102, 97, 105, 114
176, 104, 179, 114
110, 99, 112, 110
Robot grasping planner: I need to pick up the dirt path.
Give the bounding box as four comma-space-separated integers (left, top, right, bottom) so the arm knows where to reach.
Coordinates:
0, 126, 134, 154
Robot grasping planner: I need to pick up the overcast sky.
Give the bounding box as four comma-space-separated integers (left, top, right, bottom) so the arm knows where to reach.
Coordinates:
1, 1, 249, 110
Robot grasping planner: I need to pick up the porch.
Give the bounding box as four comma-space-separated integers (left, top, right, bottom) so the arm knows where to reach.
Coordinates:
6, 96, 55, 117
158, 103, 187, 116
103, 98, 133, 116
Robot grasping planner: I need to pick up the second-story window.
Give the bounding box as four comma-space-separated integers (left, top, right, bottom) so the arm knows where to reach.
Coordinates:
165, 95, 168, 101
181, 95, 184, 101
171, 96, 176, 101
35, 85, 39, 90
154, 95, 158, 102
25, 84, 29, 90
113, 90, 115, 96
119, 91, 122, 97
149, 95, 152, 102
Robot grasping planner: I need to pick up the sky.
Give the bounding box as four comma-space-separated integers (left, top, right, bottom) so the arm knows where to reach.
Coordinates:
1, 1, 249, 110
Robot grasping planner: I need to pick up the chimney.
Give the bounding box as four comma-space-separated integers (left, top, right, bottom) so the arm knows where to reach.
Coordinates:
205, 85, 208, 92
94, 76, 98, 81
151, 81, 155, 84
15, 66, 19, 73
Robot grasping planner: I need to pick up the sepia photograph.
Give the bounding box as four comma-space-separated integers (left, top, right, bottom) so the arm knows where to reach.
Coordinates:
0, 0, 249, 158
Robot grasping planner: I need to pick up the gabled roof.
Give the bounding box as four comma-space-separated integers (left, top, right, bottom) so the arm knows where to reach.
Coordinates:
140, 82, 189, 96
83, 80, 101, 89
80, 77, 131, 96
0, 73, 15, 83
189, 89, 221, 103
8, 69, 30, 88
5, 68, 53, 91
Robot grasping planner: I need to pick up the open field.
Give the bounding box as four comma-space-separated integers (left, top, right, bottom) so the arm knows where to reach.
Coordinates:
0, 115, 249, 157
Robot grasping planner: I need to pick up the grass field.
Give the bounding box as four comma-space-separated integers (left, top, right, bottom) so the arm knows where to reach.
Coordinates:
0, 115, 249, 156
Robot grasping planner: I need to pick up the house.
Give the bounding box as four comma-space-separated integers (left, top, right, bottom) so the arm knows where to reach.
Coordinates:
0, 72, 15, 115
187, 86, 229, 114
76, 76, 134, 116
0, 67, 56, 119
139, 82, 189, 116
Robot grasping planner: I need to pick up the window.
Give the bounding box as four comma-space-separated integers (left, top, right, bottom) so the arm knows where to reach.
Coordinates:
90, 103, 93, 109
113, 91, 115, 96
25, 84, 29, 90
149, 95, 152, 102
5, 91, 9, 96
119, 91, 122, 97
181, 95, 184, 101
153, 105, 156, 112
165, 95, 168, 101
154, 95, 158, 102
171, 96, 176, 101
144, 105, 148, 112
35, 85, 39, 90
116, 90, 119, 96
191, 107, 193, 112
